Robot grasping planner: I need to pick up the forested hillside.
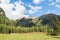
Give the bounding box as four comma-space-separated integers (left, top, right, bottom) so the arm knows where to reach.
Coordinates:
0, 7, 60, 36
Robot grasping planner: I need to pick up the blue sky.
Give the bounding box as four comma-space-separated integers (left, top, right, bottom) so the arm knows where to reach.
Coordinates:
0, 0, 60, 20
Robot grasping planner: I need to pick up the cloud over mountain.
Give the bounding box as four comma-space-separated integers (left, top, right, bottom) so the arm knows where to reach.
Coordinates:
0, 0, 60, 20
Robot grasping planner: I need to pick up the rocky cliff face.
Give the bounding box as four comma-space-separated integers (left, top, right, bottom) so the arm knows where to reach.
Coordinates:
0, 8, 5, 16
0, 8, 10, 24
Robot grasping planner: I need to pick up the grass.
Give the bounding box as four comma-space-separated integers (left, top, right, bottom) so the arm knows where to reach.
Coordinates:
0, 32, 60, 40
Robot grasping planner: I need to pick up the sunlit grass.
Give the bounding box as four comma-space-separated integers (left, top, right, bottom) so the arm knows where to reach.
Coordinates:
0, 32, 60, 40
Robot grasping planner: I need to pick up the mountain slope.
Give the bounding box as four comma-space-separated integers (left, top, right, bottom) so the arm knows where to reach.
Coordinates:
39, 14, 60, 25
0, 8, 11, 25
16, 17, 35, 27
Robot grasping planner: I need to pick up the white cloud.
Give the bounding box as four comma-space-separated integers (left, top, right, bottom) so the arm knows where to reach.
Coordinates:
49, 0, 53, 2
28, 10, 34, 14
10, 2, 26, 20
56, 0, 60, 2
0, 0, 42, 20
28, 5, 42, 14
49, 0, 60, 2
0, 2, 14, 16
21, 3, 42, 14
33, 0, 44, 4
55, 4, 60, 8
23, 15, 30, 19
46, 10, 56, 14
0, 0, 10, 3
49, 2, 55, 6
46, 10, 51, 14
34, 6, 42, 9
0, 0, 29, 20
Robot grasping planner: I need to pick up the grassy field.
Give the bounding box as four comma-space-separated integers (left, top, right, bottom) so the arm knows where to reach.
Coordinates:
0, 32, 60, 40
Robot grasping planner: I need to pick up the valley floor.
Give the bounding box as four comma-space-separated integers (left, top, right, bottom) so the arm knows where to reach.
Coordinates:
0, 32, 60, 40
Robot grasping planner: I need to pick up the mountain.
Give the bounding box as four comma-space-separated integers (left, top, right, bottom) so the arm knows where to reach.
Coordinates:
0, 7, 60, 27
0, 8, 12, 25
39, 14, 60, 25
16, 17, 35, 27
16, 13, 60, 27
0, 8, 59, 27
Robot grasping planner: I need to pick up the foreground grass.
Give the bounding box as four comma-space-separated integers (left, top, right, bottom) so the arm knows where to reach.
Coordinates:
0, 32, 60, 40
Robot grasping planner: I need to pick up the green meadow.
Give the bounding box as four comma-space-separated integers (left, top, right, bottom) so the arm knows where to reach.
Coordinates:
0, 32, 60, 40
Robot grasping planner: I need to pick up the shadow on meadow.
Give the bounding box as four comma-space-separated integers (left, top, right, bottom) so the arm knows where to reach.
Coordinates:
52, 36, 60, 39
